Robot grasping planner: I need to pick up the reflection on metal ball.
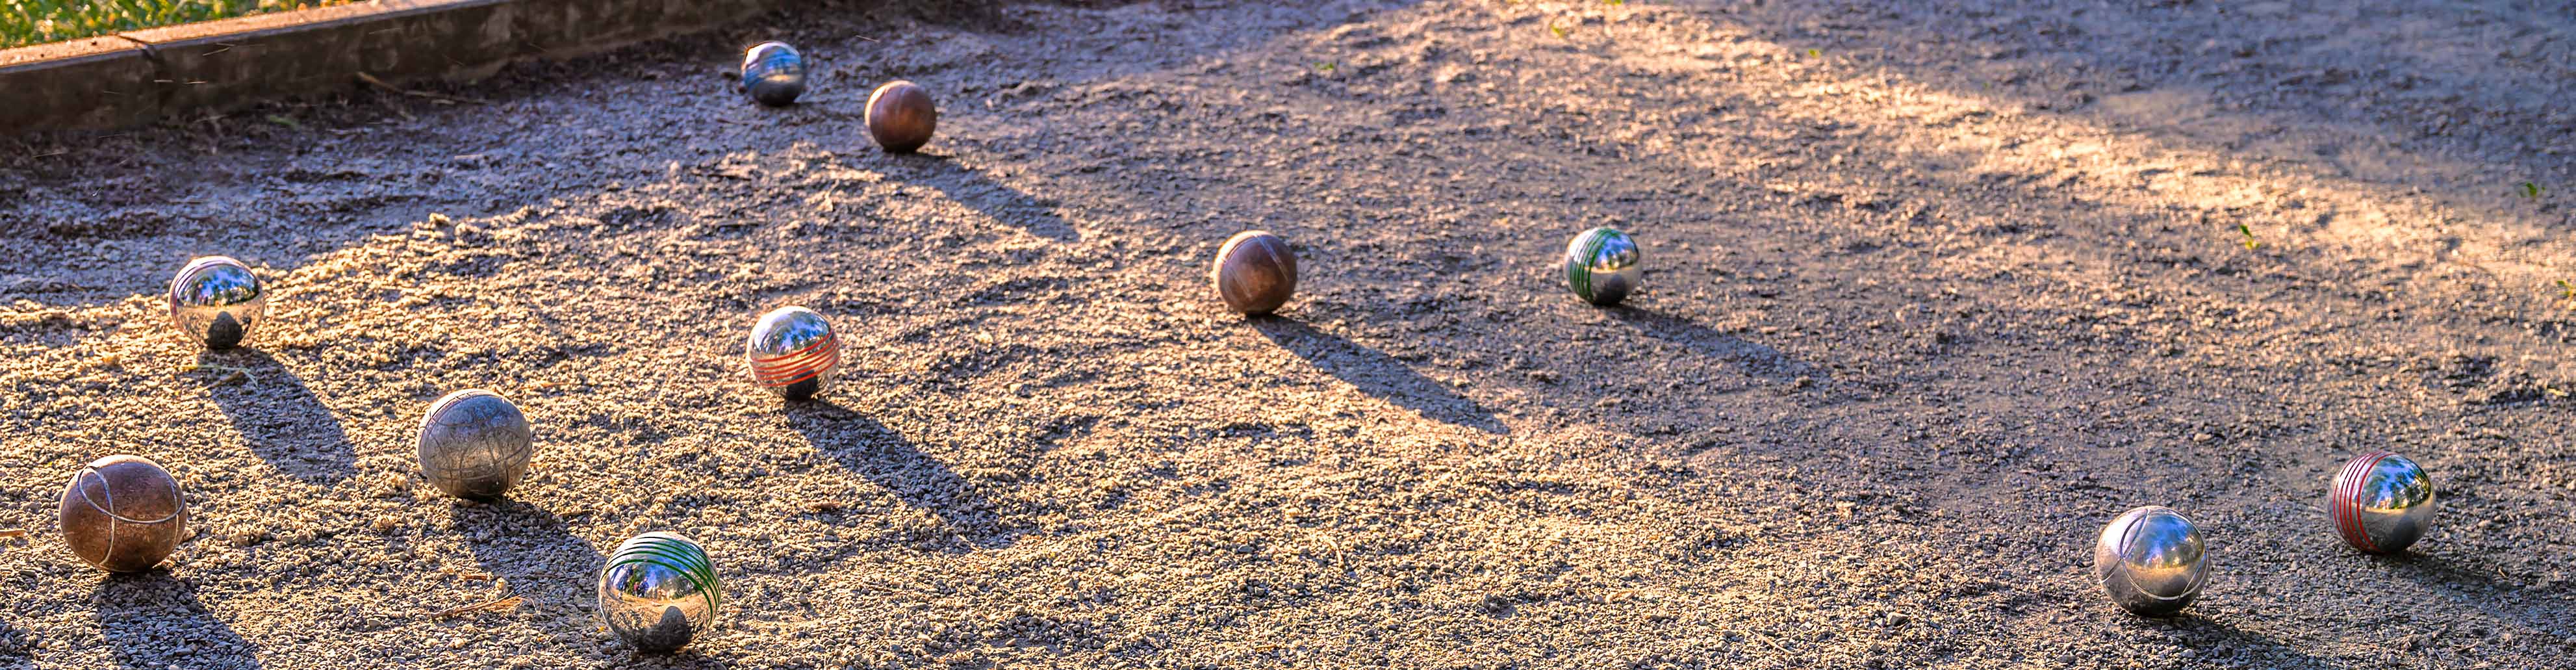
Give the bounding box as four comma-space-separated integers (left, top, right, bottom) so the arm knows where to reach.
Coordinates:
1563, 227, 1640, 306
60, 454, 188, 573
598, 532, 721, 652
415, 389, 534, 500
168, 255, 264, 349
2094, 505, 2209, 617
741, 42, 806, 107
2330, 451, 2436, 554
745, 306, 841, 400
1211, 230, 1297, 315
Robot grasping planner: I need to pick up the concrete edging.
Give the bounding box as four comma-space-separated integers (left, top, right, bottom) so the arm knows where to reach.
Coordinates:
1, 0, 786, 133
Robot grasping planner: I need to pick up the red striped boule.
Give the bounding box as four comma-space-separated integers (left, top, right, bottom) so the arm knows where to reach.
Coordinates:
59, 454, 188, 573
1212, 231, 1297, 315
865, 81, 938, 153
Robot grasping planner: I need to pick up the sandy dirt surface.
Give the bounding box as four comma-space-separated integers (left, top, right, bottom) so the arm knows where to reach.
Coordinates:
1, 1, 2571, 667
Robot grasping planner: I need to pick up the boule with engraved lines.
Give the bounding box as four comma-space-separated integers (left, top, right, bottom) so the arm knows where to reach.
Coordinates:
745, 306, 841, 400
598, 532, 722, 652
60, 454, 188, 573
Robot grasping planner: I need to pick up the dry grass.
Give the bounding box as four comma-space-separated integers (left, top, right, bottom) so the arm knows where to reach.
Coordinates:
1, 0, 354, 49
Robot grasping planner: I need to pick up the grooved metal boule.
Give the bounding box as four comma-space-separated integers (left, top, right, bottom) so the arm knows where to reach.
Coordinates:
168, 255, 265, 349
59, 454, 188, 573
1563, 227, 1640, 305
2330, 451, 2436, 554
599, 532, 721, 652
740, 42, 806, 107
2094, 506, 2209, 617
1211, 230, 1297, 315
745, 306, 841, 400
415, 389, 534, 500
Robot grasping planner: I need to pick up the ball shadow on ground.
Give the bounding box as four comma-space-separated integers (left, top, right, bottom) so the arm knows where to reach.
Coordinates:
2371, 551, 2576, 640
93, 573, 262, 669
874, 153, 1078, 242
2161, 613, 2334, 670
1252, 316, 1507, 435
1604, 305, 1820, 383
447, 500, 604, 628
194, 348, 355, 485
785, 399, 1018, 552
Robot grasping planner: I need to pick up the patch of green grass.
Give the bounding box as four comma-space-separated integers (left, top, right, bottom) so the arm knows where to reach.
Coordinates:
2234, 223, 2260, 250
2520, 181, 2543, 199
2, 1, 354, 49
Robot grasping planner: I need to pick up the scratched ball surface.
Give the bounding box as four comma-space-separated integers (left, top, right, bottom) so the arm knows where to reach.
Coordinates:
167, 255, 265, 349
865, 80, 938, 153
1211, 230, 1297, 315
2329, 451, 2436, 554
1562, 227, 1641, 306
598, 532, 722, 652
2093, 506, 2209, 617
745, 306, 841, 400
740, 42, 807, 107
415, 389, 535, 500
59, 454, 188, 573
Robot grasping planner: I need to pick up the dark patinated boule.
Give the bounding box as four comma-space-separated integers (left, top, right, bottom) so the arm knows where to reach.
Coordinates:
60, 454, 188, 573
865, 80, 938, 153
168, 255, 265, 349
598, 532, 722, 652
1212, 230, 1297, 315
745, 306, 841, 400
2330, 451, 2437, 554
415, 389, 535, 500
740, 41, 806, 107
2093, 506, 2209, 617
1562, 227, 1641, 306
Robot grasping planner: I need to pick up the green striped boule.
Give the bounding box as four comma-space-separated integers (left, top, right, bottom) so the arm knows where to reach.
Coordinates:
1562, 227, 1642, 305
598, 531, 721, 652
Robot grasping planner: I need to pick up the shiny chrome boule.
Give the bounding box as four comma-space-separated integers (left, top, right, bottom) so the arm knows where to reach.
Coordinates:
599, 532, 721, 652
2094, 506, 2209, 617
740, 42, 806, 107
2330, 451, 2436, 554
415, 389, 534, 500
1563, 227, 1640, 305
168, 255, 264, 349
745, 306, 841, 400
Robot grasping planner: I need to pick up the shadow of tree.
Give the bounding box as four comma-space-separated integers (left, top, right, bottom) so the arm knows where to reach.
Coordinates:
1605, 306, 1819, 383
448, 500, 604, 630
880, 153, 1079, 242
195, 348, 355, 485
94, 573, 261, 669
1255, 317, 1507, 435
787, 399, 1017, 552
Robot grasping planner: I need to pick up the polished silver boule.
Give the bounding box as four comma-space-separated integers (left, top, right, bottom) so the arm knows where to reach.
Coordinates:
739, 42, 806, 107
1563, 227, 1641, 305
168, 255, 265, 349
415, 389, 534, 500
2093, 506, 2209, 617
2330, 451, 2436, 554
599, 532, 721, 652
745, 306, 841, 400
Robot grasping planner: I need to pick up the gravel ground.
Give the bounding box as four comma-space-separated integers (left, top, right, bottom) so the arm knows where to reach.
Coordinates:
1, 1, 2571, 668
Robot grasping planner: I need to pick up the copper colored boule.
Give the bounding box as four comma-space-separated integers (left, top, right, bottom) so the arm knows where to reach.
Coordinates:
865, 81, 937, 153
1212, 231, 1297, 315
60, 454, 188, 573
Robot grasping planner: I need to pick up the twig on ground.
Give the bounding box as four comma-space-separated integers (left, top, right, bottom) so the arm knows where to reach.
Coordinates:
355, 72, 491, 105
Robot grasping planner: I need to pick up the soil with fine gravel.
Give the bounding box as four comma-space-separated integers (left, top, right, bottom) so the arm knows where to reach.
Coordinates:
1, 1, 2572, 667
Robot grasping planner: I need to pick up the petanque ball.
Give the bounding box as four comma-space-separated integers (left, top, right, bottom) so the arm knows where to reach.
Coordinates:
168, 255, 265, 349
2093, 505, 2209, 617
745, 306, 842, 400
865, 81, 938, 153
2329, 451, 2436, 554
599, 532, 722, 652
416, 389, 535, 500
1211, 231, 1297, 315
60, 454, 188, 573
1562, 227, 1641, 306
740, 42, 808, 107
